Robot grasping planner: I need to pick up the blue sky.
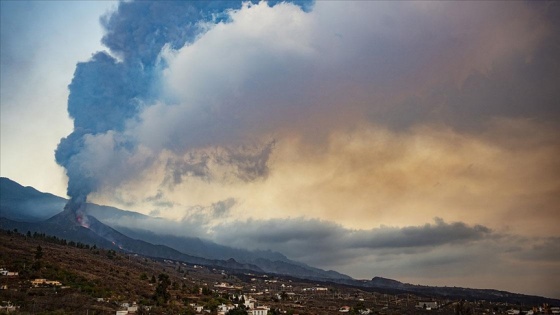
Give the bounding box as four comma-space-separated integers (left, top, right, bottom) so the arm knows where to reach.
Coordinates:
1, 0, 117, 193
1, 1, 559, 298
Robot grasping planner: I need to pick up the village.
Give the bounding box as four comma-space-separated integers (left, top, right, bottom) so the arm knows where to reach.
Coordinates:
1, 230, 559, 315
3, 260, 559, 315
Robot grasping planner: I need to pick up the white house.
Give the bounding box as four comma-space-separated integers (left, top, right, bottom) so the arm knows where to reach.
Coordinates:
339, 306, 351, 313
218, 304, 235, 313
0, 269, 18, 277
249, 306, 269, 315
128, 305, 138, 313
243, 296, 256, 309
190, 304, 204, 313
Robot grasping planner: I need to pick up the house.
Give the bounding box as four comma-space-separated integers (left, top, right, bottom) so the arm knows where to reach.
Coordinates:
31, 279, 62, 287
190, 304, 204, 313
339, 306, 351, 313
249, 306, 269, 315
417, 301, 438, 310
0, 269, 18, 277
218, 303, 235, 313
243, 296, 256, 309
128, 304, 138, 313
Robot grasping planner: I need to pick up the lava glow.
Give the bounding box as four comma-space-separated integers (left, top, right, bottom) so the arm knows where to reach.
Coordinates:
75, 211, 90, 229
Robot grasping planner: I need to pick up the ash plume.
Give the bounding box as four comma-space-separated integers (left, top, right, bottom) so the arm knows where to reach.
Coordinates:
54, 1, 311, 216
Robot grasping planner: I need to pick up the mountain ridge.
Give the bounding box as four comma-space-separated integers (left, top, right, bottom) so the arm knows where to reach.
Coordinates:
2, 177, 559, 304
0, 177, 350, 281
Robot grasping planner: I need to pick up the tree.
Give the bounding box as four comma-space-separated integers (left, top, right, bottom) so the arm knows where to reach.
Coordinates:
205, 299, 219, 315
227, 307, 248, 315
35, 245, 43, 260
202, 286, 213, 295
153, 273, 171, 305
183, 305, 196, 315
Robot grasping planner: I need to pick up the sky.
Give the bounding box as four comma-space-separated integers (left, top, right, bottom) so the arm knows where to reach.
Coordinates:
1, 0, 559, 298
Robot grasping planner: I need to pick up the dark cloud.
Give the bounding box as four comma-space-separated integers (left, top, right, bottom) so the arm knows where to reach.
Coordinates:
212, 218, 493, 264
162, 140, 276, 188
164, 152, 212, 186
509, 237, 560, 262
218, 141, 276, 182
378, 46, 560, 132
350, 218, 491, 249
212, 198, 236, 218
182, 198, 236, 224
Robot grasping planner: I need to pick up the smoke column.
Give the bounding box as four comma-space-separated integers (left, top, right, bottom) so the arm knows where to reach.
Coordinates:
55, 1, 312, 220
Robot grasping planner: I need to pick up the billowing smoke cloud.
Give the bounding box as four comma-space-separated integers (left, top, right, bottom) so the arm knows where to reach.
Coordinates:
57, 1, 554, 208
55, 1, 311, 214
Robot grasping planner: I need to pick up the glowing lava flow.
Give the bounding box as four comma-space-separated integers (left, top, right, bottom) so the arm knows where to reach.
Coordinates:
75, 210, 90, 229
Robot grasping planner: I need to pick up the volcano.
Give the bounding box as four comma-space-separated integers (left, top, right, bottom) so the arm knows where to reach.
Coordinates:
0, 205, 263, 272
42, 208, 123, 249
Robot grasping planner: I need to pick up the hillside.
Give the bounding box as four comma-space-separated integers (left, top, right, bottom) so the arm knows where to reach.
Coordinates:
0, 229, 247, 314
2, 230, 558, 315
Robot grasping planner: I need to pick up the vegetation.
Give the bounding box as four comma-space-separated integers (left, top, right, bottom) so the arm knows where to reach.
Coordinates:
1, 228, 555, 314
0, 229, 233, 314
153, 273, 171, 305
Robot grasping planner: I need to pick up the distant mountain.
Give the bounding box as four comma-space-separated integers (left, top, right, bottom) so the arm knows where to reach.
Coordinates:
1, 177, 559, 304
0, 177, 66, 222
369, 276, 407, 289
0, 177, 350, 281
358, 277, 559, 306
